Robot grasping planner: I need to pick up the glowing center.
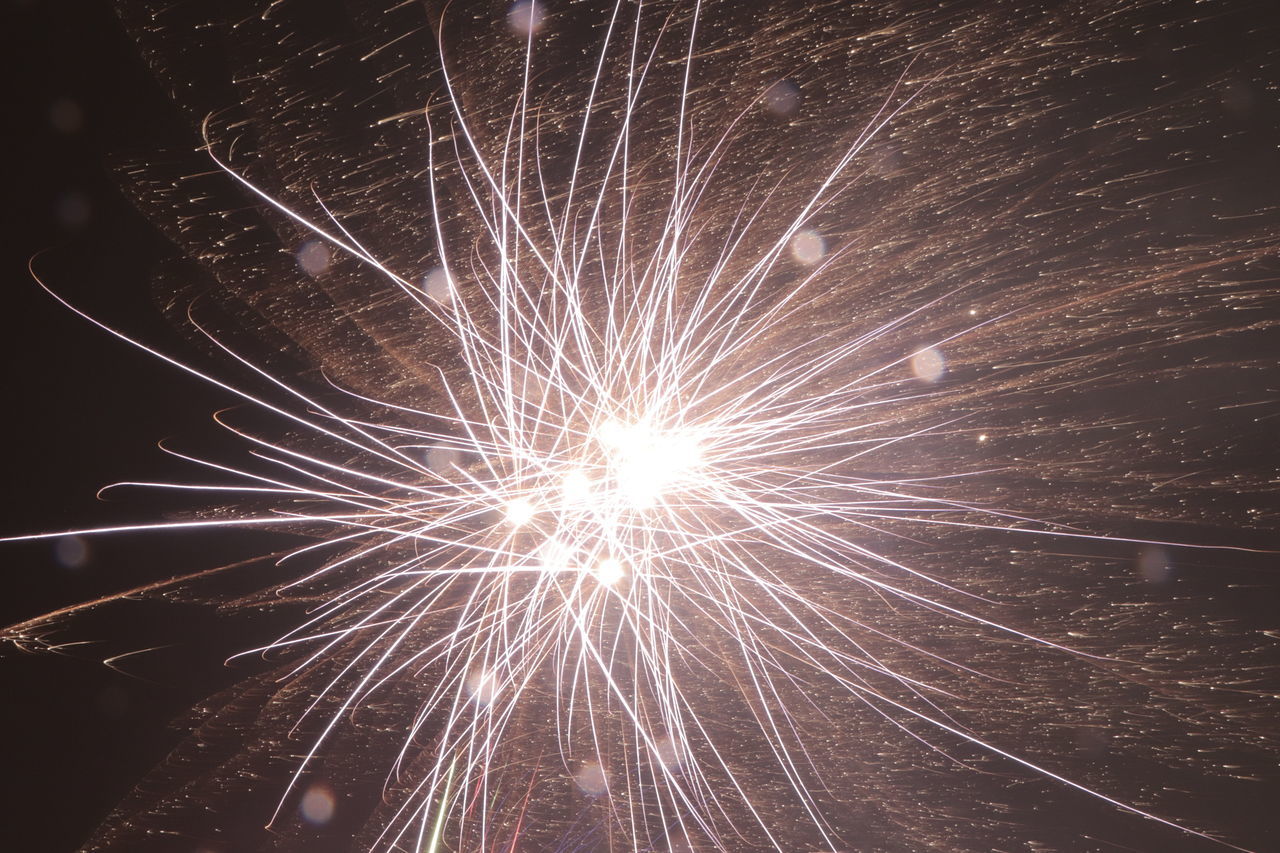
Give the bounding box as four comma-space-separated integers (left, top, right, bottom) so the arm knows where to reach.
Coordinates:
504, 498, 536, 527
597, 419, 703, 509
594, 557, 625, 585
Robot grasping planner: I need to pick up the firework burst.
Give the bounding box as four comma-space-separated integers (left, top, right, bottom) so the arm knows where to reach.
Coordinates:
7, 1, 1278, 851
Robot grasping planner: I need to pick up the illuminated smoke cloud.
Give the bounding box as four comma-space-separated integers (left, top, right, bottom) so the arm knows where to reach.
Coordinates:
299, 782, 336, 826
507, 0, 545, 38
465, 668, 500, 706
762, 79, 802, 117
574, 761, 609, 796
56, 191, 90, 230
1137, 544, 1173, 584
426, 444, 462, 474
53, 535, 89, 569
295, 240, 331, 277
789, 228, 826, 265
910, 346, 946, 383
423, 266, 455, 306
49, 97, 84, 134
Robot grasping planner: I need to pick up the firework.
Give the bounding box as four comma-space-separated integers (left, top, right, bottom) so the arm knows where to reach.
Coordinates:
7, 1, 1277, 851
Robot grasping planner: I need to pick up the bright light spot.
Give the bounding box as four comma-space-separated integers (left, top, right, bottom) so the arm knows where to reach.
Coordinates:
560, 469, 592, 504
504, 498, 535, 527
596, 418, 628, 449
968, 308, 978, 316
762, 79, 801, 117
910, 347, 946, 383
465, 668, 499, 705
599, 421, 702, 509
299, 782, 336, 826
423, 266, 455, 306
789, 228, 826, 266
296, 240, 332, 277
573, 761, 609, 796
595, 557, 625, 585
507, 0, 544, 37
977, 433, 989, 443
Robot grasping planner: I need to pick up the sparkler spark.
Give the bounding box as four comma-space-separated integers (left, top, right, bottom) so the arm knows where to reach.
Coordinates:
8, 1, 1278, 851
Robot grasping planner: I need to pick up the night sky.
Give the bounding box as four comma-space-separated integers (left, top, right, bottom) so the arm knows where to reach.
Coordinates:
3, 2, 1278, 852
5, 4, 265, 850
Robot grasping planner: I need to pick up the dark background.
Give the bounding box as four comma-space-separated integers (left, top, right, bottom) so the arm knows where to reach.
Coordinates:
3, 3, 280, 850
2, 2, 1277, 852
